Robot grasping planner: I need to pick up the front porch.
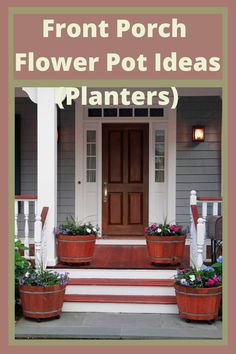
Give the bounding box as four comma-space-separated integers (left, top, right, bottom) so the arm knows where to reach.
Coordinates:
14, 87, 223, 315
15, 87, 222, 268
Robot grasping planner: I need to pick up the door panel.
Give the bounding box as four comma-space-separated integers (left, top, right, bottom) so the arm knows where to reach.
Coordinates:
102, 124, 148, 237
128, 130, 143, 183
128, 193, 143, 224
109, 130, 123, 183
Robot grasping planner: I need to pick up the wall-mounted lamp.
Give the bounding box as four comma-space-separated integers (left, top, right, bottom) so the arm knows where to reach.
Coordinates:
192, 126, 205, 142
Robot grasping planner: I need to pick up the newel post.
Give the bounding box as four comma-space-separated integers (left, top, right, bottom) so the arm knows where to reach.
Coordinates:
196, 218, 206, 270
34, 201, 42, 270
190, 190, 197, 266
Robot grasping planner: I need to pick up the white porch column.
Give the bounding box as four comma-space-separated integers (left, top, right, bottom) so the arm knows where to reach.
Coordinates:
37, 88, 58, 266
23, 87, 58, 266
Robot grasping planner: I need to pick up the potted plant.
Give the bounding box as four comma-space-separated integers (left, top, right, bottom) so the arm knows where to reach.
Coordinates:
19, 267, 69, 321
15, 239, 31, 318
55, 217, 99, 264
144, 221, 186, 265
174, 258, 222, 322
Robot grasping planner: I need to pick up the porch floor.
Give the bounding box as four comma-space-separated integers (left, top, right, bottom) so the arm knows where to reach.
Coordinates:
51, 245, 190, 269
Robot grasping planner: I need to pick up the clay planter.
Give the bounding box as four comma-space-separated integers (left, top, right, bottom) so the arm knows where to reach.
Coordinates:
19, 284, 66, 320
174, 284, 222, 321
145, 235, 186, 265
56, 234, 96, 264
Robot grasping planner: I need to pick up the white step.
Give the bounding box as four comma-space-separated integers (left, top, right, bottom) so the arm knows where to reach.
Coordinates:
66, 285, 175, 296
55, 268, 178, 314
56, 268, 177, 279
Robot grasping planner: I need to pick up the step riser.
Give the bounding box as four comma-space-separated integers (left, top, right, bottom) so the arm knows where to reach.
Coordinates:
62, 302, 178, 314
56, 269, 177, 279
66, 285, 175, 296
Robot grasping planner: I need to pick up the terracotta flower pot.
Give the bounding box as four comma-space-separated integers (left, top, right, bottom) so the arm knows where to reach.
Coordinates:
19, 284, 66, 320
174, 284, 222, 321
145, 235, 186, 264
56, 234, 96, 264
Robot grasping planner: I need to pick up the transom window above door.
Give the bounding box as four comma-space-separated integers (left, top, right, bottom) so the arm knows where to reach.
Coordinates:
87, 107, 164, 118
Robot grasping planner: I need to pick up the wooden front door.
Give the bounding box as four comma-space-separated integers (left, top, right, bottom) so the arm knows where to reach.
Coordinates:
102, 124, 149, 237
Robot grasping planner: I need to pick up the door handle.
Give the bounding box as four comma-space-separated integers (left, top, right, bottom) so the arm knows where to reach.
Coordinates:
103, 182, 108, 203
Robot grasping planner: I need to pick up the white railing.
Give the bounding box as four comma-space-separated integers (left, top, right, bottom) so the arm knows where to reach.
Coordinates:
15, 195, 48, 269
190, 190, 223, 269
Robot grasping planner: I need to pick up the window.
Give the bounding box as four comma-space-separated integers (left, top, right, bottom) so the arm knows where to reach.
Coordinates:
87, 107, 164, 118
155, 130, 165, 182
86, 130, 96, 182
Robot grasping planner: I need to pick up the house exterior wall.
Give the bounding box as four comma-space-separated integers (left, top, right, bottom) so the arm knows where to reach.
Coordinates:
15, 95, 222, 230
176, 96, 222, 225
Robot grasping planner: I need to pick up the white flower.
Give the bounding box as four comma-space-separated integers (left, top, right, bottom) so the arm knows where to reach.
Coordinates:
86, 228, 91, 233
93, 227, 97, 232
189, 275, 195, 282
180, 279, 186, 284
25, 272, 30, 278
157, 228, 162, 233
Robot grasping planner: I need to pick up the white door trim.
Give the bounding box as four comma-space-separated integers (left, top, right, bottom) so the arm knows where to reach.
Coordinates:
75, 104, 176, 238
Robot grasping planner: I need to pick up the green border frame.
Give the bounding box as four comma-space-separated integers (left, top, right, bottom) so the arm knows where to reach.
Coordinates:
8, 6, 228, 347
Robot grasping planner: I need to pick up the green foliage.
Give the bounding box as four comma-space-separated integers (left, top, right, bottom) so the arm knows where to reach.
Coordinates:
212, 256, 223, 277
15, 240, 30, 304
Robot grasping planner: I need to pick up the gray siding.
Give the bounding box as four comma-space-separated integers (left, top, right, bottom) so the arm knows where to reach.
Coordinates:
57, 103, 75, 225
176, 96, 222, 225
15, 97, 75, 229
15, 97, 37, 195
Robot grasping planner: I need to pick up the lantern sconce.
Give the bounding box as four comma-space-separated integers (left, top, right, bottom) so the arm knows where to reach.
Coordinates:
192, 126, 205, 142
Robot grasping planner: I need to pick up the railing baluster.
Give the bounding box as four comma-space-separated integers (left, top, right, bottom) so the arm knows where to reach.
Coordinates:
15, 200, 19, 240
23, 201, 30, 258
202, 202, 207, 219
213, 202, 218, 216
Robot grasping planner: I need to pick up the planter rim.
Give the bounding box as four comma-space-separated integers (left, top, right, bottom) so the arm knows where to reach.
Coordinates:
56, 234, 97, 239
145, 234, 186, 239
19, 284, 67, 291
174, 283, 222, 292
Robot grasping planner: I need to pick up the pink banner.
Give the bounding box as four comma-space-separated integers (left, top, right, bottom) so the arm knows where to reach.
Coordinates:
14, 13, 223, 80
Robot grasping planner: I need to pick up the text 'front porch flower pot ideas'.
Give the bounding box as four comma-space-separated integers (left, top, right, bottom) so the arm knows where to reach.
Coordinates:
55, 217, 99, 264
174, 257, 222, 322
144, 222, 186, 265
19, 268, 69, 321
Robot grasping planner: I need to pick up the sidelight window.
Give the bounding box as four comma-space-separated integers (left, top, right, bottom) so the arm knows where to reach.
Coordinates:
155, 130, 165, 182
86, 130, 96, 182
